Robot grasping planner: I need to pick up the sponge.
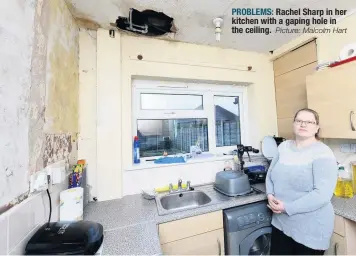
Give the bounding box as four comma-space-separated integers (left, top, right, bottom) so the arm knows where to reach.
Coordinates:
155, 184, 187, 193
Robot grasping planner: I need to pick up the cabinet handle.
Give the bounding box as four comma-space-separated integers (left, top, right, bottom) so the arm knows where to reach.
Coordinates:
350, 111, 355, 131
217, 238, 222, 255
334, 242, 339, 255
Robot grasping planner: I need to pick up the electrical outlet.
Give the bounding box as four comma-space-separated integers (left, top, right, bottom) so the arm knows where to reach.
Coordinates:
48, 160, 66, 185
51, 166, 66, 184
30, 169, 48, 193
340, 144, 351, 153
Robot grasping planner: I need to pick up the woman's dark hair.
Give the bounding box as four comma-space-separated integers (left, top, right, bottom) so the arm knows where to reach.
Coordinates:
294, 108, 320, 140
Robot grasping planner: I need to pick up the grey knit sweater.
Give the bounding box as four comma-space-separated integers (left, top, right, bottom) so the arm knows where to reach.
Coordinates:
266, 140, 338, 250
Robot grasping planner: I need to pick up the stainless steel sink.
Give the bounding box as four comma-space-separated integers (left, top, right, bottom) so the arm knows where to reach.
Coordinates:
158, 190, 212, 211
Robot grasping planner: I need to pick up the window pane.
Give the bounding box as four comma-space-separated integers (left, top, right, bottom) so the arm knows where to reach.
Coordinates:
140, 93, 203, 110
137, 119, 208, 157
215, 96, 241, 147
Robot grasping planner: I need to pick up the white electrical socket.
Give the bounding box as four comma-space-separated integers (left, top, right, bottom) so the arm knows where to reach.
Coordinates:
30, 170, 48, 193
51, 166, 66, 184
29, 160, 68, 194
48, 160, 66, 185
340, 144, 351, 153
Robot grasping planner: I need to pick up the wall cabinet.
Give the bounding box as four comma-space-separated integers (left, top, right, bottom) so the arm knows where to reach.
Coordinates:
274, 63, 315, 138
325, 214, 356, 255
306, 62, 356, 139
159, 210, 225, 255
273, 41, 317, 139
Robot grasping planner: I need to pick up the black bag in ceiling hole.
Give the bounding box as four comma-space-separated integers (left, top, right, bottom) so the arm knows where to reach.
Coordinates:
114, 8, 176, 36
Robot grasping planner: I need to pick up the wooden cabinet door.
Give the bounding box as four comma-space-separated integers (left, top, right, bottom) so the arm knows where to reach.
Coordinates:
273, 41, 317, 76
333, 215, 345, 237
273, 41, 317, 139
161, 228, 225, 255
325, 233, 346, 255
306, 62, 356, 139
275, 63, 315, 119
275, 63, 315, 139
344, 218, 356, 254
159, 211, 223, 244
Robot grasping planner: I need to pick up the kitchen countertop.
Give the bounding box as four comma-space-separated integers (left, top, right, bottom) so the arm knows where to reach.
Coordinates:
332, 195, 356, 222
84, 183, 356, 255
84, 183, 268, 255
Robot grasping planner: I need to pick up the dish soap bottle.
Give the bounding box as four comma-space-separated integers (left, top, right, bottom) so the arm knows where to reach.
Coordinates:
334, 166, 345, 198
343, 165, 354, 198
352, 161, 356, 195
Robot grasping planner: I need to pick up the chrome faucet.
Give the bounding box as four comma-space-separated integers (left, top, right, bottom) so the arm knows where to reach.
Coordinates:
169, 183, 174, 193
187, 181, 191, 190
178, 179, 182, 191
168, 179, 191, 194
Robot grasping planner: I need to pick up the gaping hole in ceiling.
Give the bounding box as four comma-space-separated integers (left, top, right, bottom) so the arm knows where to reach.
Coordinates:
113, 8, 176, 36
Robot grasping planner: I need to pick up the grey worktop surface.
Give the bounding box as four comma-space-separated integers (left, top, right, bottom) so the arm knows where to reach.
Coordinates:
84, 183, 356, 255
332, 195, 356, 222
84, 183, 267, 255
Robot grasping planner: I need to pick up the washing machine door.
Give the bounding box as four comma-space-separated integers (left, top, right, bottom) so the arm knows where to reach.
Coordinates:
239, 227, 272, 255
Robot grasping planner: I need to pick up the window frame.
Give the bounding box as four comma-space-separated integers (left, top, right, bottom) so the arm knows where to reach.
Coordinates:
132, 79, 249, 159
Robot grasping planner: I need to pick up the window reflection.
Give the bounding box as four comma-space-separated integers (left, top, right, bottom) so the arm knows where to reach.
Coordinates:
137, 119, 208, 157
214, 96, 241, 147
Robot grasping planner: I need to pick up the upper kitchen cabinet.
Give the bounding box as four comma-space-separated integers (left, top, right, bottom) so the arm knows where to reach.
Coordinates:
273, 40, 317, 77
306, 61, 356, 139
273, 41, 317, 139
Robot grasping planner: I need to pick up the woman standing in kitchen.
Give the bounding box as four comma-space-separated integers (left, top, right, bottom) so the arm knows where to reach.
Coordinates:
266, 108, 338, 255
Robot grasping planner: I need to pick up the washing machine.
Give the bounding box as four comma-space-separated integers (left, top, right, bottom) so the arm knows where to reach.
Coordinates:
223, 200, 272, 255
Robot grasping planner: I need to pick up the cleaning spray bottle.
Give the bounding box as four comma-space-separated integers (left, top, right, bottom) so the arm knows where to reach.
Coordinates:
133, 136, 140, 164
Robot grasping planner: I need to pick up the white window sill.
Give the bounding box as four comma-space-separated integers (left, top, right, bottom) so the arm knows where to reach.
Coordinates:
125, 154, 234, 171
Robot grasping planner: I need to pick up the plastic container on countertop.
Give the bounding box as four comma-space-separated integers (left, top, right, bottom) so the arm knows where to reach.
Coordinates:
334, 165, 354, 198
352, 161, 356, 195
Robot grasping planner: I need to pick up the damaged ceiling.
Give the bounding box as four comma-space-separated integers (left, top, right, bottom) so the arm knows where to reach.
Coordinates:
65, 0, 356, 53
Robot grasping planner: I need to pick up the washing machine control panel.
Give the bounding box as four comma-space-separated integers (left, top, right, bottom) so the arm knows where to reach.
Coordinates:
236, 211, 271, 229
223, 201, 273, 232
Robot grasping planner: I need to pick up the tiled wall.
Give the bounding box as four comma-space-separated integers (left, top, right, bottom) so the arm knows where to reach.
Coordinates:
0, 180, 67, 255
323, 138, 356, 167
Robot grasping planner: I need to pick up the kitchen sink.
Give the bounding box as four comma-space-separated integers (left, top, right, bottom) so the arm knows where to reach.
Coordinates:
158, 190, 212, 211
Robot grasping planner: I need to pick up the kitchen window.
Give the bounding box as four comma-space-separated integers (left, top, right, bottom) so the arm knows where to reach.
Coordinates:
132, 80, 248, 159
140, 93, 203, 110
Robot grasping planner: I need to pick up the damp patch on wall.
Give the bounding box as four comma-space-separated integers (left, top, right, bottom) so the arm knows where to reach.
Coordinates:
28, 0, 49, 175
1, 0, 80, 212
45, 0, 79, 134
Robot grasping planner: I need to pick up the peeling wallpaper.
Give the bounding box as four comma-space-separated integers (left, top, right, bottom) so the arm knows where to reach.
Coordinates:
43, 134, 73, 167
0, 0, 79, 210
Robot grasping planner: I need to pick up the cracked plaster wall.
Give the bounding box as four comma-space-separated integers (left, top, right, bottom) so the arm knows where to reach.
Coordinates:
0, 0, 35, 209
0, 0, 79, 211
